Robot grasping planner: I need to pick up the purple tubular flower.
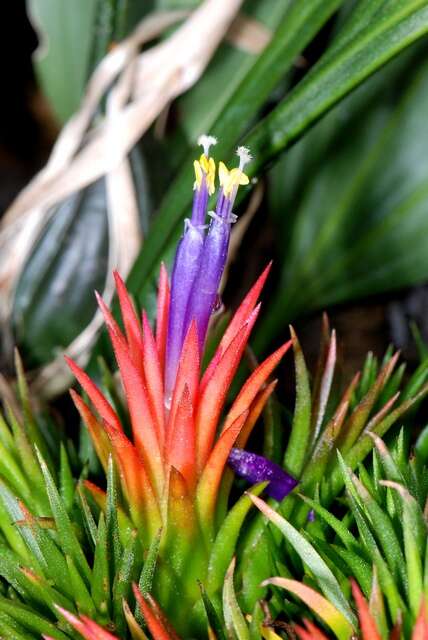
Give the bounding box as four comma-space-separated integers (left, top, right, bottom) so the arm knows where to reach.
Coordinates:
165, 140, 251, 396
183, 209, 231, 352
164, 135, 217, 400
191, 176, 209, 226
183, 150, 250, 352
165, 220, 204, 401
228, 448, 298, 501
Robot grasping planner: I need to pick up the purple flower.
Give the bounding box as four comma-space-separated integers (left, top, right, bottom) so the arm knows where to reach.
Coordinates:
228, 448, 298, 501
165, 140, 251, 398
164, 135, 217, 400
165, 220, 205, 401
184, 147, 251, 352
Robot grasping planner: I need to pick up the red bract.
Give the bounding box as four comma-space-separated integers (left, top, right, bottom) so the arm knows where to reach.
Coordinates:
66, 262, 290, 632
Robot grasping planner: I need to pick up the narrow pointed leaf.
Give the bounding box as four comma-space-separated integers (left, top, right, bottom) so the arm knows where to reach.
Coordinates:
264, 577, 354, 640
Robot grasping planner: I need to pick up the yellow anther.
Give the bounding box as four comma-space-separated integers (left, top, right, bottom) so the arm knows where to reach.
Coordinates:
218, 161, 249, 197
193, 154, 216, 194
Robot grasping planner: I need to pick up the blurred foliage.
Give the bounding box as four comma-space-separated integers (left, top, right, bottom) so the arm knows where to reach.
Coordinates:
27, 0, 97, 123
27, 0, 155, 122
257, 42, 428, 352
13, 0, 428, 376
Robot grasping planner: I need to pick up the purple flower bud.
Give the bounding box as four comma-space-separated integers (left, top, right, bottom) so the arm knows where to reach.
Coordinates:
191, 178, 209, 227
228, 448, 298, 501
165, 220, 204, 401
183, 210, 232, 352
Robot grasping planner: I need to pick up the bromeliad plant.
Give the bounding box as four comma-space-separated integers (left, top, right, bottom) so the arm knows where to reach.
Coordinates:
0, 143, 427, 639
66, 137, 294, 634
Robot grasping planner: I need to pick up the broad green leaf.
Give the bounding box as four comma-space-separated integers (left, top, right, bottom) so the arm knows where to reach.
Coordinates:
28, 0, 97, 122
256, 39, 428, 350
13, 179, 108, 368
91, 1, 428, 368
178, 0, 292, 140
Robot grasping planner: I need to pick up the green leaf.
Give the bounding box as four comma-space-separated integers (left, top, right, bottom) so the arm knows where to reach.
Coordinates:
198, 582, 227, 640
327, 384, 428, 498
248, 601, 264, 640
0, 497, 29, 561
350, 473, 407, 589
91, 514, 111, 620
13, 179, 108, 369
28, 0, 97, 122
59, 444, 75, 514
283, 328, 312, 477
256, 38, 428, 350
2, 492, 73, 601
239, 522, 274, 612
0, 438, 32, 505
297, 494, 360, 553
207, 484, 265, 596
415, 423, 428, 462
14, 351, 54, 471
248, 494, 356, 626
35, 449, 91, 585
106, 457, 122, 581
337, 455, 405, 621
113, 530, 140, 636
264, 577, 355, 640
247, 2, 428, 194
223, 558, 250, 640
381, 480, 425, 618
77, 484, 98, 548
331, 546, 372, 598
0, 597, 69, 640
178, 0, 292, 139
0, 612, 35, 640
66, 555, 96, 617
138, 527, 162, 597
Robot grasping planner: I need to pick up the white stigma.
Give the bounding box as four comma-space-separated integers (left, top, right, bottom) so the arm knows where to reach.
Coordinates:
198, 134, 217, 157
236, 146, 252, 170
